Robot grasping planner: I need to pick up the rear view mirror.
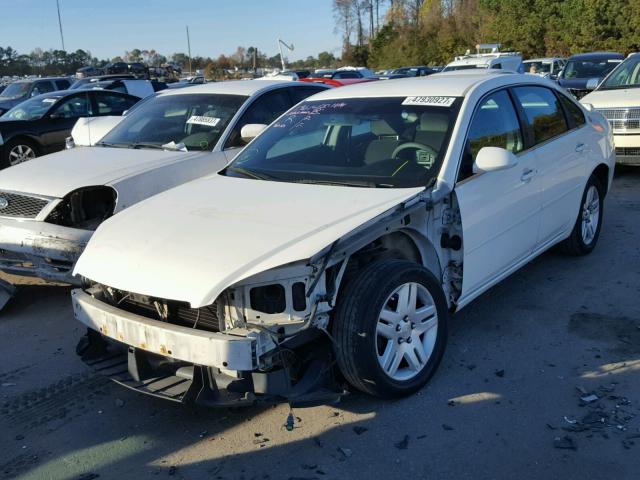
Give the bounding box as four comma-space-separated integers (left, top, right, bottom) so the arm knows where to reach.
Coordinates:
240, 123, 267, 143
586, 78, 599, 91
473, 147, 518, 174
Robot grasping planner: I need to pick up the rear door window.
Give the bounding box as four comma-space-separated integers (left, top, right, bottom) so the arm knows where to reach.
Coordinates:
511, 86, 568, 145
95, 92, 139, 115
288, 86, 326, 104
558, 94, 586, 128
55, 79, 71, 90
225, 89, 293, 148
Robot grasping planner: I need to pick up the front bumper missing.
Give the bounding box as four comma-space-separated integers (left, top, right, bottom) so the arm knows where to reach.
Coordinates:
73, 289, 345, 407
0, 217, 91, 284
72, 289, 257, 371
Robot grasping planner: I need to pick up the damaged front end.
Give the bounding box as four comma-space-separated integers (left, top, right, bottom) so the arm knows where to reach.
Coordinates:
0, 186, 115, 284
73, 259, 345, 407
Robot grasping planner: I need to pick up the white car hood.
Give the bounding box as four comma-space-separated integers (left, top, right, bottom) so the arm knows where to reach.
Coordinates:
582, 88, 640, 108
72, 116, 124, 146
0, 147, 203, 198
75, 175, 423, 307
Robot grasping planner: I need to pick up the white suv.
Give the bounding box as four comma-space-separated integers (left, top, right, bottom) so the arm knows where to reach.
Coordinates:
582, 53, 640, 165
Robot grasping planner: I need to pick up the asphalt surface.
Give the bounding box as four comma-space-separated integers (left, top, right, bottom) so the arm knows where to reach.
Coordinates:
1, 168, 639, 480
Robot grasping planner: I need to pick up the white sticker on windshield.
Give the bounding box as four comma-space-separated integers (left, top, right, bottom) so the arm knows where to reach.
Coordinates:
186, 115, 221, 127
402, 96, 456, 107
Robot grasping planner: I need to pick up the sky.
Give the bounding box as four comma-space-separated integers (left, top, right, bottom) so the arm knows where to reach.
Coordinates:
1, 0, 341, 61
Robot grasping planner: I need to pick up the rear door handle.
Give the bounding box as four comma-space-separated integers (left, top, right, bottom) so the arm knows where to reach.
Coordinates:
521, 168, 536, 183
575, 143, 585, 153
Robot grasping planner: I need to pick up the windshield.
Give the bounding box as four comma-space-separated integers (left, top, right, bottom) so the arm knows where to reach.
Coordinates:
226, 97, 460, 188
1, 95, 61, 121
562, 59, 620, 79
99, 93, 246, 151
0, 82, 30, 99
443, 64, 486, 72
599, 57, 640, 90
524, 61, 551, 74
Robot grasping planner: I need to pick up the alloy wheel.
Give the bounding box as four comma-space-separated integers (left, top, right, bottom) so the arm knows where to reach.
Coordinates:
581, 185, 600, 245
9, 144, 36, 165
376, 282, 438, 381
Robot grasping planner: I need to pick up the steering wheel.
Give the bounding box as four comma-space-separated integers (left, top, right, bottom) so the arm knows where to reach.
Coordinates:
391, 142, 438, 166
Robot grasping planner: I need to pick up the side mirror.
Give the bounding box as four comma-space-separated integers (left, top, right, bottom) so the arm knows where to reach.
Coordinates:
240, 123, 267, 143
473, 147, 518, 174
582, 103, 594, 112
586, 78, 599, 91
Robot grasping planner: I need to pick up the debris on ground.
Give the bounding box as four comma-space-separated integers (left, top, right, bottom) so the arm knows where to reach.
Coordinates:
494, 369, 505, 378
394, 435, 410, 450
253, 437, 270, 445
555, 383, 637, 449
442, 424, 454, 431
352, 426, 368, 435
114, 398, 125, 408
553, 435, 577, 450
337, 446, 353, 458
168, 465, 177, 476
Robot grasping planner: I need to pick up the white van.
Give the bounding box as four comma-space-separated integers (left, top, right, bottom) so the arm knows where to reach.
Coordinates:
443, 44, 523, 73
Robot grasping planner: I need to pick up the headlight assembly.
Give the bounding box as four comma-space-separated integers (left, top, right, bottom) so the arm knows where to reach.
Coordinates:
46, 186, 117, 230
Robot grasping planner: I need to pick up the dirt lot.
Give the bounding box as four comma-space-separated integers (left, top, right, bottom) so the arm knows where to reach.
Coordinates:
1, 168, 639, 480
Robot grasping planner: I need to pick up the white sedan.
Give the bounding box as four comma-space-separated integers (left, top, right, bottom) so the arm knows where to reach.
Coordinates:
0, 80, 328, 285
72, 71, 614, 406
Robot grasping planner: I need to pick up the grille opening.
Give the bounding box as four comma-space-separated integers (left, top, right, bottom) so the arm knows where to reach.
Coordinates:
0, 192, 48, 218
97, 287, 221, 332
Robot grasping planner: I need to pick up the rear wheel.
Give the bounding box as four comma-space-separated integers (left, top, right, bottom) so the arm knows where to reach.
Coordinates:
333, 260, 448, 398
560, 175, 604, 256
1, 138, 38, 168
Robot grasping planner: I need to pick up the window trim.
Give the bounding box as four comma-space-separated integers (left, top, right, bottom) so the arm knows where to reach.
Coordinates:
556, 90, 586, 131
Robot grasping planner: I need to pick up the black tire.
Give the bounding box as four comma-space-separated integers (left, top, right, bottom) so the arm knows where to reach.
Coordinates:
0, 137, 39, 169
333, 259, 448, 399
559, 174, 604, 256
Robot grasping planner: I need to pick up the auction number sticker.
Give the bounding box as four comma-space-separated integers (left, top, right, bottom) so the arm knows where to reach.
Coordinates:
186, 115, 221, 127
402, 96, 456, 107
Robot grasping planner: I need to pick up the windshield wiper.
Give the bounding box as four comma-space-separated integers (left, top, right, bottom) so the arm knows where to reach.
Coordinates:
129, 142, 165, 150
96, 141, 129, 148
292, 179, 389, 188
225, 166, 276, 181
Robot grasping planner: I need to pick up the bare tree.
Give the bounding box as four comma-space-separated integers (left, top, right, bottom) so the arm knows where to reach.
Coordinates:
333, 0, 354, 48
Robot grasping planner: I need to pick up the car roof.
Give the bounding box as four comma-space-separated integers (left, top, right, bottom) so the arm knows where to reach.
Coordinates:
157, 79, 323, 98
308, 71, 517, 100
14, 77, 70, 84
567, 51, 624, 60
524, 57, 563, 62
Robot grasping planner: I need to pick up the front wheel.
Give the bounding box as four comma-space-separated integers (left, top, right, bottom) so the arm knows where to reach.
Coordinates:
333, 260, 448, 399
1, 138, 38, 169
559, 174, 604, 256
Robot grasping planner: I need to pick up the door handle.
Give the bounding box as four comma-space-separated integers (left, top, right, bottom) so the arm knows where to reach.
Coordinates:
521, 168, 536, 183
575, 143, 585, 153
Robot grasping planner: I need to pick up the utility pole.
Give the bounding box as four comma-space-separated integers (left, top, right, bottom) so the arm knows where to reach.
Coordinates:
56, 0, 66, 51
186, 25, 192, 76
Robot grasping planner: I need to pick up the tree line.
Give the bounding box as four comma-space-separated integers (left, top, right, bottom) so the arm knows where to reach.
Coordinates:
335, 0, 640, 69
3, 0, 640, 79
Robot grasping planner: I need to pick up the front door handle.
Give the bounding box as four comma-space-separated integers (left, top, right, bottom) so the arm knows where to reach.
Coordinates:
521, 168, 536, 183
575, 143, 585, 153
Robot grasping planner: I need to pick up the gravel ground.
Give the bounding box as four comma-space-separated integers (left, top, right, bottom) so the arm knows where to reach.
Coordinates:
0, 168, 639, 480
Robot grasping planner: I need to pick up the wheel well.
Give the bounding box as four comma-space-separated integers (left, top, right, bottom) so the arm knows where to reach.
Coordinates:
334, 230, 443, 301
592, 164, 609, 196
5, 135, 41, 153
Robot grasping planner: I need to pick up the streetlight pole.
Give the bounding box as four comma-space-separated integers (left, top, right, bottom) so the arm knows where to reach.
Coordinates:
186, 25, 192, 76
56, 0, 66, 51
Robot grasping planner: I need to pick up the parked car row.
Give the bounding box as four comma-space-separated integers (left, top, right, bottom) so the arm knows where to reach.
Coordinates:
0, 70, 615, 408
